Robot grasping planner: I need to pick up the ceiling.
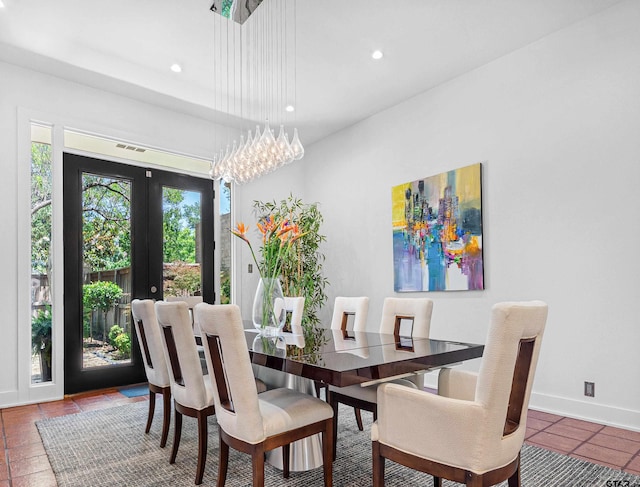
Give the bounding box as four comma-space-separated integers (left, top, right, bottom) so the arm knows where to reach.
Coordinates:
0, 0, 624, 148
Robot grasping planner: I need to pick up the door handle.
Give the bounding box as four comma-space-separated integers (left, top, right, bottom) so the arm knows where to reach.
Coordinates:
150, 285, 158, 294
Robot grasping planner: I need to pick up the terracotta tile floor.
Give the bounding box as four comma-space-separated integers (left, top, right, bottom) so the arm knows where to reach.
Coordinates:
1, 387, 639, 485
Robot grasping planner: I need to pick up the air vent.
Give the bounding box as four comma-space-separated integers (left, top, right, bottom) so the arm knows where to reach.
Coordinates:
115, 143, 146, 153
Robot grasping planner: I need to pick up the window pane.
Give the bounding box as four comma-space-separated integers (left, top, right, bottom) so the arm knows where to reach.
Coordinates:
220, 182, 231, 304
31, 130, 53, 383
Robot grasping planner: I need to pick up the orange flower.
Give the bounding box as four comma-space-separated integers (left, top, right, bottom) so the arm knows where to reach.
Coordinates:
231, 222, 249, 242
257, 215, 278, 243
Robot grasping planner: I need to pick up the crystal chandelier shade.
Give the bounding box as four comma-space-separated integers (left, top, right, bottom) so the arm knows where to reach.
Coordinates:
209, 0, 304, 185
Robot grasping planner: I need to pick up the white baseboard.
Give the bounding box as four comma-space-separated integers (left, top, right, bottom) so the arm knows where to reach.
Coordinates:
423, 374, 640, 432
529, 392, 640, 433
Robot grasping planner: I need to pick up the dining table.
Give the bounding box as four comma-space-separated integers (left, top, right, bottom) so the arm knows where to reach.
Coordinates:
245, 326, 484, 472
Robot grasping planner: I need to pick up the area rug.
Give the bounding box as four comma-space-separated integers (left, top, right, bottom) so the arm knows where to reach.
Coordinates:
37, 401, 640, 487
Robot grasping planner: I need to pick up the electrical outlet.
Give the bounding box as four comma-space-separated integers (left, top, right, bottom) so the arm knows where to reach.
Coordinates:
248, 263, 253, 273
584, 381, 595, 397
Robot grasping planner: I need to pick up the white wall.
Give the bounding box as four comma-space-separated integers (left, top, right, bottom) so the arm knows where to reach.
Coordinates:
0, 60, 228, 406
239, 1, 640, 430
3, 0, 638, 432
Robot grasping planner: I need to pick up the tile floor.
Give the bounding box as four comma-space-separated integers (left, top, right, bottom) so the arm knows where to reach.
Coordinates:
1, 387, 639, 486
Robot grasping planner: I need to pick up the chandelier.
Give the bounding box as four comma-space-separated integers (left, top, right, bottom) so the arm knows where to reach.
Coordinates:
209, 0, 304, 185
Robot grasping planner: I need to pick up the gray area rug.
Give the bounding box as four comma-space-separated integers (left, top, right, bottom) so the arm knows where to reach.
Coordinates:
37, 401, 640, 486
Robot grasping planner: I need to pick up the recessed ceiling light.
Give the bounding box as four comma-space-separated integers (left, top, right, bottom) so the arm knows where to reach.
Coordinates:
285, 105, 295, 113
371, 50, 384, 60
170, 63, 182, 73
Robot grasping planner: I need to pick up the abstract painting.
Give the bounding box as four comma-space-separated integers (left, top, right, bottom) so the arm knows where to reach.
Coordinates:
392, 163, 484, 292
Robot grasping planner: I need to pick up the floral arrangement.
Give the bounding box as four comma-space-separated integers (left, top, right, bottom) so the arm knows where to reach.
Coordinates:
232, 216, 306, 282
232, 216, 305, 331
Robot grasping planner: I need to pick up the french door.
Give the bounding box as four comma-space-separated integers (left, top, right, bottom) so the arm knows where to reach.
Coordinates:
63, 153, 214, 394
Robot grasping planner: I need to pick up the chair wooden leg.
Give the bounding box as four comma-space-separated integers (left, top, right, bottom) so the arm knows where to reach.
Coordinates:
372, 441, 384, 487
354, 407, 364, 431
195, 411, 208, 485
323, 418, 333, 487
160, 388, 171, 448
145, 389, 155, 434
508, 463, 521, 487
433, 476, 442, 487
170, 408, 182, 464
282, 444, 290, 478
328, 391, 339, 460
217, 428, 229, 487
252, 445, 265, 487
466, 474, 483, 487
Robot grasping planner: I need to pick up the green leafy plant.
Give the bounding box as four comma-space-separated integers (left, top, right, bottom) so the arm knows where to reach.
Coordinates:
113, 332, 131, 359
83, 281, 123, 343
220, 271, 231, 304
31, 305, 52, 381
108, 325, 124, 347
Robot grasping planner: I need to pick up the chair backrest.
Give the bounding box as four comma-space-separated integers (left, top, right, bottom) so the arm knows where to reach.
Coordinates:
130, 299, 170, 388
166, 295, 204, 336
284, 296, 305, 335
476, 301, 548, 455
330, 296, 369, 332
155, 300, 209, 410
195, 303, 266, 444
379, 297, 433, 338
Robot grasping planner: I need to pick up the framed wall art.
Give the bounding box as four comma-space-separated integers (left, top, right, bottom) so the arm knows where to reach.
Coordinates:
391, 162, 484, 292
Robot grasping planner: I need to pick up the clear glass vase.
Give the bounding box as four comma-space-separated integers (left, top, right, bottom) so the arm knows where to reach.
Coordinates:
252, 277, 286, 336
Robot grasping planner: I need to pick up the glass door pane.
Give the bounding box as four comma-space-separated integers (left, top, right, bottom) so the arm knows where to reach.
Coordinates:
162, 188, 202, 298
81, 173, 132, 369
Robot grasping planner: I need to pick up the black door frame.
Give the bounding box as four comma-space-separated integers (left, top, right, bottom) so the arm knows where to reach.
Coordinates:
63, 153, 214, 394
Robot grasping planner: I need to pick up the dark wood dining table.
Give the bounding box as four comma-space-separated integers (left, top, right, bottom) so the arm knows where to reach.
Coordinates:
245, 327, 484, 388
244, 326, 484, 472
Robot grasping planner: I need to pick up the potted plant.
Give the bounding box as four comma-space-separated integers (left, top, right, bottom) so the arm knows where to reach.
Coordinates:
32, 305, 52, 382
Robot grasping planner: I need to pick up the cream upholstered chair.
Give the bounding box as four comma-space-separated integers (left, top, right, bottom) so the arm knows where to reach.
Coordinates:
329, 297, 432, 456
330, 296, 369, 332
316, 296, 370, 409
195, 303, 334, 487
166, 295, 204, 340
283, 296, 305, 335
130, 299, 172, 448
371, 301, 548, 487
155, 300, 215, 485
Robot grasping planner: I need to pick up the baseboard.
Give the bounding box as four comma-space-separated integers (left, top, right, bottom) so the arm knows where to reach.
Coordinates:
423, 374, 640, 432
529, 391, 640, 433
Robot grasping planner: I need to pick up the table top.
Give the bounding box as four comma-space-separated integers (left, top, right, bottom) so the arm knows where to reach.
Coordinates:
245, 328, 484, 387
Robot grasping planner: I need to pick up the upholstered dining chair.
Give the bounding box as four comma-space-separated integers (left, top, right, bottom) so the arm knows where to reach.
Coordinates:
166, 295, 204, 340
195, 303, 334, 487
313, 296, 370, 412
330, 296, 370, 332
328, 297, 433, 457
155, 300, 215, 485
371, 300, 548, 487
130, 299, 172, 448
283, 296, 305, 335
